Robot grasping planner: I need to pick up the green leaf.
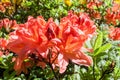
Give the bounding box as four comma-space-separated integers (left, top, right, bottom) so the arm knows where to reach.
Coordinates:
93, 31, 103, 50
0, 57, 3, 62
8, 71, 16, 79
94, 43, 112, 56
33, 78, 43, 80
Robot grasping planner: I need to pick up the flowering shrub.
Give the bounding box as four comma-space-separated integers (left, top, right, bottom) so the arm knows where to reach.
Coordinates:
0, 0, 120, 80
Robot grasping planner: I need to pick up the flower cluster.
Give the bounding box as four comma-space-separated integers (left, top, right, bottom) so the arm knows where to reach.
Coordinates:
86, 0, 102, 19
105, 3, 120, 25
0, 11, 96, 74
85, 0, 120, 26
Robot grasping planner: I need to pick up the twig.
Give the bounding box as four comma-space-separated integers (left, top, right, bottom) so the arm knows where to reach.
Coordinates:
99, 61, 115, 80
48, 48, 59, 80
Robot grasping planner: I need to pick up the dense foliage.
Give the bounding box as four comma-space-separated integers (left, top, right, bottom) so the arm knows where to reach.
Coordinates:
0, 0, 120, 80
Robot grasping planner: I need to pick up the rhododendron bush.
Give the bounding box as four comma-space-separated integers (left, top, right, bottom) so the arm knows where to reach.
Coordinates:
0, 0, 120, 80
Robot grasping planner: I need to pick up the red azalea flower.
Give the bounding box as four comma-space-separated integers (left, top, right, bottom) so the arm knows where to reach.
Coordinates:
104, 11, 117, 25
86, 1, 102, 19
7, 12, 96, 74
45, 18, 59, 40
91, 11, 101, 19
0, 2, 11, 13
87, 1, 102, 10
0, 4, 5, 13
0, 38, 9, 56
109, 27, 120, 40
0, 18, 18, 31
7, 16, 59, 74
105, 3, 120, 25
7, 16, 48, 73
0, 38, 8, 50
111, 3, 120, 12
53, 11, 96, 73
0, 51, 3, 57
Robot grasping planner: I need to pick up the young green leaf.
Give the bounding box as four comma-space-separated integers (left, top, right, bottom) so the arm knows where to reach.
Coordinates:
93, 31, 103, 50
94, 43, 112, 56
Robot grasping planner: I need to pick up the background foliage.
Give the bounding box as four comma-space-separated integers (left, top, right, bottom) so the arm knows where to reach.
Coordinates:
0, 0, 120, 80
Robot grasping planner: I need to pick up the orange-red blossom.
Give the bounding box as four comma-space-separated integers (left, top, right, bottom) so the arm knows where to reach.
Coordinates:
0, 38, 8, 56
7, 11, 96, 74
109, 27, 120, 40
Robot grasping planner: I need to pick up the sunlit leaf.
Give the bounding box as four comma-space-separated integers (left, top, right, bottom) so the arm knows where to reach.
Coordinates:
94, 43, 112, 56
93, 31, 103, 50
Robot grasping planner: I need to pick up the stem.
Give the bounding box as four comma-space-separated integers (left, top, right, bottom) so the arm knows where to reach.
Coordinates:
99, 70, 107, 80
35, 49, 59, 80
48, 48, 59, 80
99, 61, 115, 80
93, 58, 96, 80
48, 62, 59, 80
